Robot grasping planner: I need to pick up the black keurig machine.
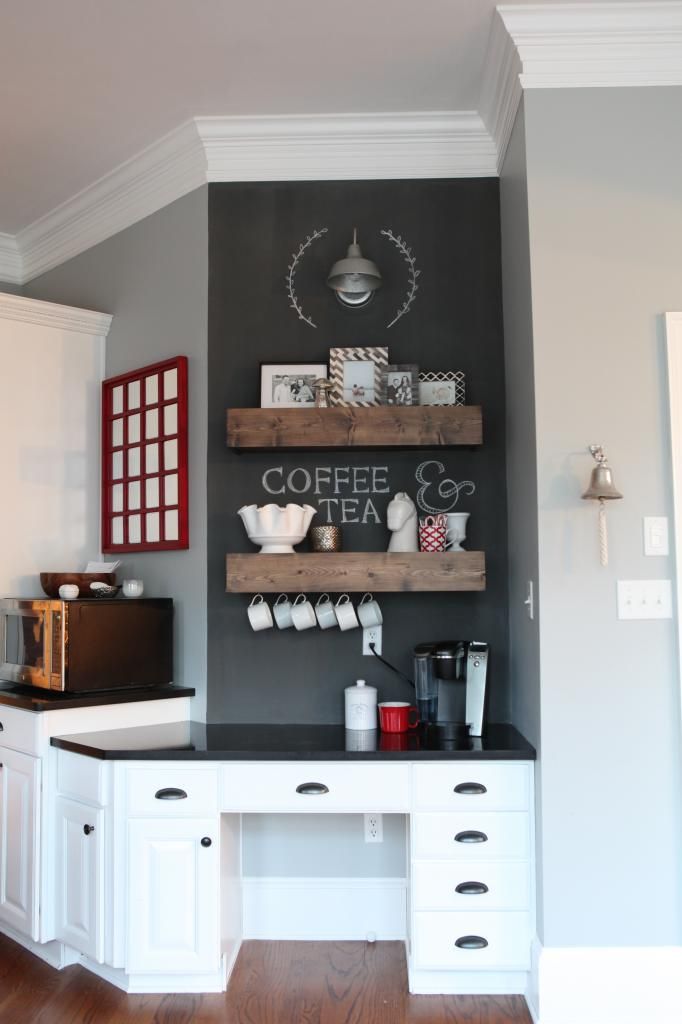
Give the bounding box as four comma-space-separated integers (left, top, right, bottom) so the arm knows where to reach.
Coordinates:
413, 641, 489, 737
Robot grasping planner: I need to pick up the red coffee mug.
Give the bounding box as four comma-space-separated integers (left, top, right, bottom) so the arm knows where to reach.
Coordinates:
378, 701, 419, 733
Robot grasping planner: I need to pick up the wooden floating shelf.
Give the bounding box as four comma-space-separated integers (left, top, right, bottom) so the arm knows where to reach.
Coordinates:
227, 405, 482, 451
226, 551, 486, 594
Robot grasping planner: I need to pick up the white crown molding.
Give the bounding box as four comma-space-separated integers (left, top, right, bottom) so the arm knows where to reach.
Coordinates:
17, 119, 207, 284
0, 292, 112, 336
197, 112, 498, 182
498, 1, 682, 90
0, 233, 22, 285
479, 10, 523, 172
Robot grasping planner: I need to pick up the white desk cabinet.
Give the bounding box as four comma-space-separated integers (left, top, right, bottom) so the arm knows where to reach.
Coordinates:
54, 797, 104, 961
0, 745, 40, 939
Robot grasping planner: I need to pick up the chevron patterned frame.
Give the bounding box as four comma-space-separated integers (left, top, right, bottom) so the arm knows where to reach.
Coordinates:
329, 346, 388, 407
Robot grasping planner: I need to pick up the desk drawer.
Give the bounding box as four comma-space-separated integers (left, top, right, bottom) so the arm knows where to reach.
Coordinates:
126, 765, 219, 817
412, 763, 530, 812
413, 911, 530, 970
411, 859, 530, 912
221, 762, 410, 812
412, 812, 529, 860
0, 705, 40, 755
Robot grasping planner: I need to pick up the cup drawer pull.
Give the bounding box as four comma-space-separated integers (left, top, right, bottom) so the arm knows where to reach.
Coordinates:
454, 830, 488, 844
455, 881, 489, 895
296, 782, 330, 795
155, 787, 188, 800
455, 935, 488, 950
453, 782, 487, 795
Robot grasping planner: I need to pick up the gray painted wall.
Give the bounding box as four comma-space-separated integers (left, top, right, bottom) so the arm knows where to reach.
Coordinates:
499, 100, 544, 936
24, 189, 209, 718
524, 87, 682, 947
0, 281, 22, 295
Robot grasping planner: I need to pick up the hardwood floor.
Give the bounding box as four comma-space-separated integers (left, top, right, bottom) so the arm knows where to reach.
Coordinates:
0, 934, 533, 1024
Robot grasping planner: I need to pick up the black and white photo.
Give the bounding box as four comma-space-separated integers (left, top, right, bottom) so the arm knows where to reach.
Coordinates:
260, 363, 327, 409
382, 364, 419, 406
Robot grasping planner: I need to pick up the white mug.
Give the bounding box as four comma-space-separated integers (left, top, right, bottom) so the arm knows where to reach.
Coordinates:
273, 594, 294, 629
291, 594, 317, 631
122, 579, 144, 598
358, 593, 383, 628
335, 594, 359, 631
315, 593, 337, 630
247, 594, 273, 631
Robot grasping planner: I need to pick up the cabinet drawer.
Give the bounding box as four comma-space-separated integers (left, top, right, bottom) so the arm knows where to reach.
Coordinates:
221, 762, 410, 812
0, 705, 40, 755
57, 751, 106, 806
412, 812, 529, 860
412, 763, 530, 812
411, 859, 530, 911
412, 911, 530, 970
126, 765, 219, 817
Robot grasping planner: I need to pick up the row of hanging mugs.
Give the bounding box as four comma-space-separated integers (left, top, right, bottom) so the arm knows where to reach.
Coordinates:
247, 592, 383, 633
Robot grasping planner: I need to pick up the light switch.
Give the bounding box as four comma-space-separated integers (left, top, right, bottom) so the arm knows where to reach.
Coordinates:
617, 579, 673, 620
643, 516, 669, 556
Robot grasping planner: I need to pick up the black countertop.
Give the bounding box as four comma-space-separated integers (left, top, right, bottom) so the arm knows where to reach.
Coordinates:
50, 721, 536, 761
0, 683, 195, 712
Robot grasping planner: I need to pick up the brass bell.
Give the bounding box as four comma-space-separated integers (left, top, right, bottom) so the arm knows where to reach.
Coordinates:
582, 461, 622, 501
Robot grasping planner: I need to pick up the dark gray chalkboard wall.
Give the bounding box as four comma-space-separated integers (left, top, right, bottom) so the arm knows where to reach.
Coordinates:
207, 179, 508, 724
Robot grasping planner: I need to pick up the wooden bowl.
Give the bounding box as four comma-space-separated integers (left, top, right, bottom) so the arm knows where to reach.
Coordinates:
39, 572, 116, 599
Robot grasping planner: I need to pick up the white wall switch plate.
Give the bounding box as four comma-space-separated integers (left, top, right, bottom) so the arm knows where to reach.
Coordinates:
617, 579, 673, 619
643, 516, 669, 556
362, 625, 382, 655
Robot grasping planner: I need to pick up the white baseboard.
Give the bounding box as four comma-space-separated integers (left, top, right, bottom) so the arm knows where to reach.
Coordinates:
0, 923, 79, 970
242, 876, 407, 940
528, 937, 682, 1024
408, 963, 528, 994
80, 955, 226, 994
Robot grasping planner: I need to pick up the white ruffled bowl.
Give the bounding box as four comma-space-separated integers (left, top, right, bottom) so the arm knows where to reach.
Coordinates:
238, 503, 316, 554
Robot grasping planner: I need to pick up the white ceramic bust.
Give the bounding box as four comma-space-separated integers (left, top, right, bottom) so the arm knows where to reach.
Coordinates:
386, 492, 418, 552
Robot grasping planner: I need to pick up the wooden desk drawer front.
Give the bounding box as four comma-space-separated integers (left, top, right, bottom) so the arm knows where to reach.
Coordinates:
412, 911, 531, 970
126, 765, 219, 817
412, 763, 530, 812
221, 762, 410, 812
412, 812, 529, 860
411, 859, 530, 912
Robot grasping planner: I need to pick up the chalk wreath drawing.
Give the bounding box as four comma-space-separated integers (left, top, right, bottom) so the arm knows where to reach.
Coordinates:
286, 227, 328, 328
380, 229, 420, 328
415, 460, 475, 515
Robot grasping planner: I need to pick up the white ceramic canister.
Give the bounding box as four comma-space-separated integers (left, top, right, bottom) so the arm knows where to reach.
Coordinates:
344, 679, 378, 731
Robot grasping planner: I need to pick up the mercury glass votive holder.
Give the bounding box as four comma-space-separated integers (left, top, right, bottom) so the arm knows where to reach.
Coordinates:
310, 525, 342, 552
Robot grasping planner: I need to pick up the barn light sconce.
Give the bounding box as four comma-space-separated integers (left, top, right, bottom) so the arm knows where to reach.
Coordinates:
582, 445, 622, 566
326, 229, 382, 308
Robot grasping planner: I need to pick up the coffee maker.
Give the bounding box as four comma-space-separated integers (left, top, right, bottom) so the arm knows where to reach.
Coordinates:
413, 641, 489, 736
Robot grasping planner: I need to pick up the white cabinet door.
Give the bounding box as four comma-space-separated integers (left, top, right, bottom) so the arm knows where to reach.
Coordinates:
55, 797, 104, 962
0, 746, 40, 939
127, 817, 220, 975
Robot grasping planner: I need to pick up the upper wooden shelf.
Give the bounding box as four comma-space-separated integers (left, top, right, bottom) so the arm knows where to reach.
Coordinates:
226, 406, 482, 451
226, 551, 486, 593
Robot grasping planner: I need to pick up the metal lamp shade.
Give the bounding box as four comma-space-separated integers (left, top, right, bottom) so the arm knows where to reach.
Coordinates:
582, 464, 622, 501
327, 230, 382, 305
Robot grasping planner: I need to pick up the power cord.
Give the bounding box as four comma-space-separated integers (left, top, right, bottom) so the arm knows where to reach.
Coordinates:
369, 642, 415, 688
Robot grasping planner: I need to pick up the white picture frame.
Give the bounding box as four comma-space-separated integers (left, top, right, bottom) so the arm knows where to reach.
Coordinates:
260, 363, 327, 409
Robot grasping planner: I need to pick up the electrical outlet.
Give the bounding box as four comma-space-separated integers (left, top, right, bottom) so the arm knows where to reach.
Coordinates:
364, 813, 383, 843
362, 625, 382, 655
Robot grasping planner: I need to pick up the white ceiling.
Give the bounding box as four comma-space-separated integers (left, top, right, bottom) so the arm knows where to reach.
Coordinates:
0, 0, 601, 236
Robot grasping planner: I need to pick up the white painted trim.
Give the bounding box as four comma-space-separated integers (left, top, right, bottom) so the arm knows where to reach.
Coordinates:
80, 954, 226, 994
0, 291, 112, 336
665, 312, 682, 751
479, 10, 523, 172
0, 233, 22, 285
528, 936, 682, 1024
242, 875, 407, 940
0, 922, 79, 970
197, 111, 498, 182
17, 119, 207, 284
408, 963, 528, 995
498, 2, 682, 90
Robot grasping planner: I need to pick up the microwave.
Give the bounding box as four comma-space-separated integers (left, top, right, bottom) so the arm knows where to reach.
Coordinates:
0, 598, 173, 692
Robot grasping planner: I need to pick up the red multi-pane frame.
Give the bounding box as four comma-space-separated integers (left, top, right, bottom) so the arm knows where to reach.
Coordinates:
102, 356, 189, 552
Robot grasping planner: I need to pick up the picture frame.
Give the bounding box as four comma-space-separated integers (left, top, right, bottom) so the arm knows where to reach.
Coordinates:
418, 371, 466, 407
260, 363, 327, 409
102, 355, 189, 552
382, 364, 419, 406
329, 346, 388, 407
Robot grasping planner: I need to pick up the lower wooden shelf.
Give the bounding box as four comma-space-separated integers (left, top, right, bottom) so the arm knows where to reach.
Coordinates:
225, 551, 486, 593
